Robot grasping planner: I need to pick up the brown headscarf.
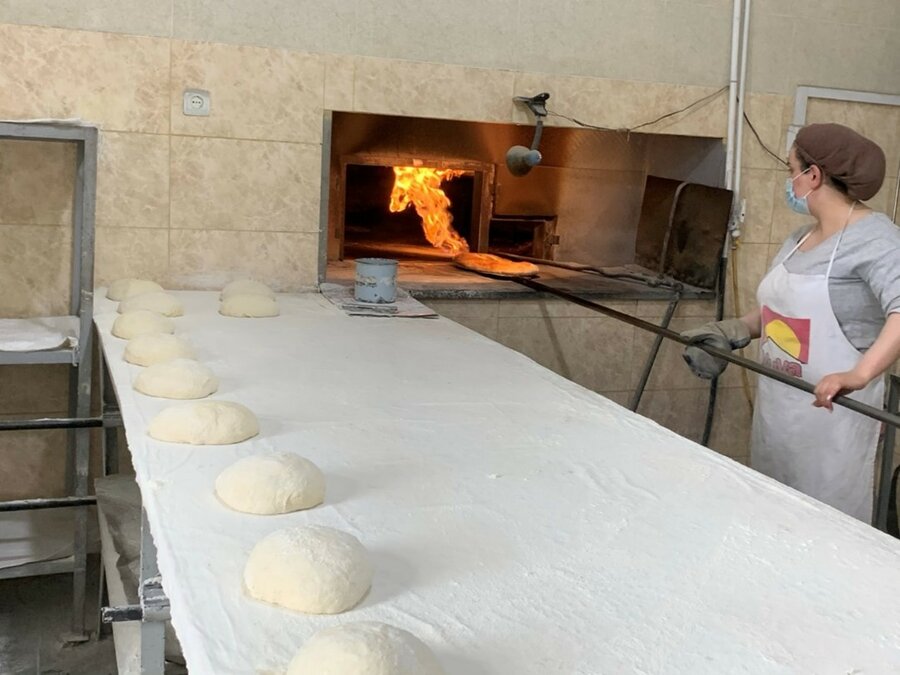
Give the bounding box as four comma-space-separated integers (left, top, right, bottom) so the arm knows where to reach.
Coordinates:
794, 123, 886, 201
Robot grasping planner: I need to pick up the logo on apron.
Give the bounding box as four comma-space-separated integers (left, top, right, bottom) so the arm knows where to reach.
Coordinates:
761, 306, 810, 377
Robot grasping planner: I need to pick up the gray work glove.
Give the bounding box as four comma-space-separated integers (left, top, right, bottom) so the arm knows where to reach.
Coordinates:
680, 319, 752, 380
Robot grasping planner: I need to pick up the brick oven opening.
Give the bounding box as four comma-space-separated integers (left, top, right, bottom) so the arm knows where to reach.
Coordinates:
323, 111, 731, 296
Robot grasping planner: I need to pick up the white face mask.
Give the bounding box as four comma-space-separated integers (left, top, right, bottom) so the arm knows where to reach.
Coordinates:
785, 167, 813, 215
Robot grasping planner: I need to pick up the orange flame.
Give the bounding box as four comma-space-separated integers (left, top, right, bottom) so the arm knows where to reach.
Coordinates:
389, 166, 469, 255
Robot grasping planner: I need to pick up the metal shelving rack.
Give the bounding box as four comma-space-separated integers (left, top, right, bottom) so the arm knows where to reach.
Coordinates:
0, 121, 98, 640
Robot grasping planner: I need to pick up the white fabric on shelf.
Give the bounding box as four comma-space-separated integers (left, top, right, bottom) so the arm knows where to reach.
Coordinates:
0, 316, 77, 351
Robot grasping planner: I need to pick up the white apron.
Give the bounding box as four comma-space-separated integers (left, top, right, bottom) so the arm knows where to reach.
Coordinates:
751, 227, 885, 522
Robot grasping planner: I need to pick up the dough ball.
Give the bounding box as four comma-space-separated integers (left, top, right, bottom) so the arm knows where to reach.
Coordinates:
107, 278, 163, 301
220, 294, 279, 318
148, 401, 258, 444
124, 334, 195, 367
221, 279, 275, 300
118, 291, 184, 317
112, 311, 175, 340
215, 453, 325, 515
133, 359, 219, 400
244, 526, 372, 614
288, 622, 444, 675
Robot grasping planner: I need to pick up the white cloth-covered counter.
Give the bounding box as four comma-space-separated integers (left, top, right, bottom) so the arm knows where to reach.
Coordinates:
94, 290, 900, 675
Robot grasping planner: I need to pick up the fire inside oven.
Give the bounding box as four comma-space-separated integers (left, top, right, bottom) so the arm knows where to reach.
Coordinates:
343, 164, 476, 260
339, 159, 556, 262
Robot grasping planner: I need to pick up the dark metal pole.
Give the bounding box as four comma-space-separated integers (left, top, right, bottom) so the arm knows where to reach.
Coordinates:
513, 276, 900, 429
0, 496, 97, 512
0, 417, 104, 432
629, 295, 680, 412
875, 375, 900, 531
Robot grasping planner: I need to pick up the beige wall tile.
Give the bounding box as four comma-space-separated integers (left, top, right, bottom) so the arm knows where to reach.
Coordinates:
94, 227, 169, 287
636, 299, 718, 319
443, 315, 500, 341
170, 41, 325, 144
353, 57, 515, 123
707, 386, 754, 459
599, 390, 632, 408
0, 225, 71, 317
170, 136, 321, 233
0, 424, 68, 500
0, 139, 75, 226
741, 93, 790, 170
0, 24, 169, 133
168, 229, 319, 290
0, 0, 173, 37
724, 242, 769, 319
866, 177, 898, 217
496, 316, 635, 392
739, 168, 777, 243
96, 132, 169, 229
0, 365, 69, 415
424, 299, 499, 319
636, 388, 707, 444
323, 54, 356, 112
425, 300, 500, 339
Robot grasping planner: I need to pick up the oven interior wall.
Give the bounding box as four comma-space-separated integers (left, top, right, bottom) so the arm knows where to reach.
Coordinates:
328, 112, 726, 268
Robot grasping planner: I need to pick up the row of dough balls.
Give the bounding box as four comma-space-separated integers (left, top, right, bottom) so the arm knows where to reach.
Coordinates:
109, 279, 179, 340
106, 280, 217, 400
144, 401, 441, 671
108, 278, 279, 331
114, 281, 439, 672
224, 457, 444, 673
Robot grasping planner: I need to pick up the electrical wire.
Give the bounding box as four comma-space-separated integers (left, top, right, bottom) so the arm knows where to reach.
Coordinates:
547, 85, 729, 135
630, 85, 729, 131
544, 112, 617, 133
742, 111, 788, 167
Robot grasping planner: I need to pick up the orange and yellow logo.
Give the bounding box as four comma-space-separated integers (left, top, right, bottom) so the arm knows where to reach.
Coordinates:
761, 306, 810, 363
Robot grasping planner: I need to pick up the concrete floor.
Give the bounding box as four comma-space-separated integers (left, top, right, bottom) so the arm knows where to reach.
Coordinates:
0, 556, 117, 675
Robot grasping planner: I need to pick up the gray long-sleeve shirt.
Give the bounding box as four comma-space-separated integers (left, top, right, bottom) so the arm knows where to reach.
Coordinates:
769, 212, 900, 352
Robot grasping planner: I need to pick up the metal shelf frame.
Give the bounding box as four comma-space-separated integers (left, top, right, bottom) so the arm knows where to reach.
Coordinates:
0, 121, 98, 641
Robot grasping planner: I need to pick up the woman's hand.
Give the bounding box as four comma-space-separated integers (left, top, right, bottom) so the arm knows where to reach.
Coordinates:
813, 370, 870, 411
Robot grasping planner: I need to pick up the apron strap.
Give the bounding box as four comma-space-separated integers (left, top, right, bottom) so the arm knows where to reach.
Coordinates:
825, 202, 857, 280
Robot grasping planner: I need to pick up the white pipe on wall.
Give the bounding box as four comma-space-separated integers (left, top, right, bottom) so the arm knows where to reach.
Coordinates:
730, 0, 752, 240
724, 0, 743, 194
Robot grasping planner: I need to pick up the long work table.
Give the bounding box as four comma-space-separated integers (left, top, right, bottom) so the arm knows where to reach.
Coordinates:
94, 290, 900, 674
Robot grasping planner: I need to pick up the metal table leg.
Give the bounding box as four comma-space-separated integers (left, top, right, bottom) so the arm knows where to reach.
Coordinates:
138, 508, 167, 675
101, 353, 122, 476
101, 507, 168, 675
875, 375, 900, 531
